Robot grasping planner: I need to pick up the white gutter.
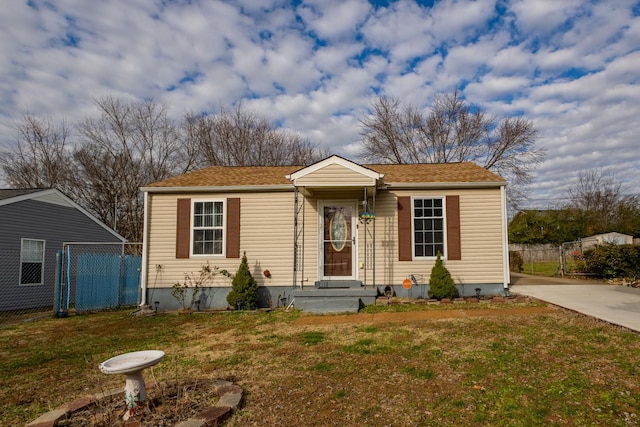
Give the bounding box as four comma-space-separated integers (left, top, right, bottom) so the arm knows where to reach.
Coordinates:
501, 185, 511, 288
140, 184, 294, 193
386, 181, 507, 190
139, 190, 150, 306
141, 181, 507, 194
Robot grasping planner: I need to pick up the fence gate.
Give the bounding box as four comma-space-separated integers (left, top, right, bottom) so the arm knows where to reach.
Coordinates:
55, 242, 142, 314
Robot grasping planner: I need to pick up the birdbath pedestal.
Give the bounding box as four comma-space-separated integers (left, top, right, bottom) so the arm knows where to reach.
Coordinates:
99, 350, 165, 420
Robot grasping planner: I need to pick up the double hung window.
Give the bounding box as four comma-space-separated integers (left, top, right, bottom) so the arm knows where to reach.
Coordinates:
413, 198, 445, 258
192, 200, 225, 255
20, 239, 45, 285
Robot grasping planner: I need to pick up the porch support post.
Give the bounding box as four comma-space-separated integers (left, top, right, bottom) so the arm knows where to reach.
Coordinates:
372, 187, 376, 288
363, 187, 367, 286
293, 186, 298, 288
292, 186, 306, 288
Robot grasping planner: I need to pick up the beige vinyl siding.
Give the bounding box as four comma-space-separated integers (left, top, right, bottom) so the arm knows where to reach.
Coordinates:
368, 188, 504, 286
146, 191, 299, 289
295, 164, 376, 187
145, 186, 505, 290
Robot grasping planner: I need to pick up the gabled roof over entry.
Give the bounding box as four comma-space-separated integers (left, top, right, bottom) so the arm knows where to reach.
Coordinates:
287, 155, 383, 187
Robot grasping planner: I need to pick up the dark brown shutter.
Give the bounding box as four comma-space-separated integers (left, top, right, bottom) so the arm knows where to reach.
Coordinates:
226, 198, 240, 258
397, 196, 412, 261
176, 198, 191, 259
446, 195, 461, 260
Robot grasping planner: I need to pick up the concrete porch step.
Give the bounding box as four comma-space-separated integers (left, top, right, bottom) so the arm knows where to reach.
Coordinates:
292, 287, 377, 314
314, 280, 363, 289
295, 297, 361, 314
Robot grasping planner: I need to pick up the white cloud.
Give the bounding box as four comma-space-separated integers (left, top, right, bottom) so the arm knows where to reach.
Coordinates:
0, 0, 638, 207
298, 0, 371, 41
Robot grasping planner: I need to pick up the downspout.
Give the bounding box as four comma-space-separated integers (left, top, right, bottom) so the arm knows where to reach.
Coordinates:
372, 187, 376, 288
139, 190, 150, 306
500, 185, 511, 289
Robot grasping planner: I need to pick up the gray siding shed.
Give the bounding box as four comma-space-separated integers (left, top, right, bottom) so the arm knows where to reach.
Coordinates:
0, 189, 124, 311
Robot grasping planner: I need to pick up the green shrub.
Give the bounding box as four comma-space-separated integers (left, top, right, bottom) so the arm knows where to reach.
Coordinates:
583, 244, 640, 279
428, 252, 458, 300
509, 250, 524, 272
226, 252, 259, 309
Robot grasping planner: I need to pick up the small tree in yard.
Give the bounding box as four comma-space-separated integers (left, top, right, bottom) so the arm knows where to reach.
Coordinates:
428, 252, 458, 300
226, 252, 258, 309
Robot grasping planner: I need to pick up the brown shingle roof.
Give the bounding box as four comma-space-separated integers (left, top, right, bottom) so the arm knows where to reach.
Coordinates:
370, 162, 504, 184
145, 161, 505, 189
146, 165, 298, 187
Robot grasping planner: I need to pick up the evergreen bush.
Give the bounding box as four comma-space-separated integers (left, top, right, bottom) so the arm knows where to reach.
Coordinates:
509, 250, 524, 273
428, 252, 458, 300
226, 252, 259, 309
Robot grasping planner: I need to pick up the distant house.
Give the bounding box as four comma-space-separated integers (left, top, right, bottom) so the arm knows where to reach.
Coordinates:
139, 155, 510, 313
580, 232, 634, 250
0, 189, 125, 312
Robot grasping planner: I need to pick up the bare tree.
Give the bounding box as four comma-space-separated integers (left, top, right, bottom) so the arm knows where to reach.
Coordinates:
184, 104, 326, 167
72, 96, 197, 242
360, 92, 544, 209
563, 168, 636, 234
0, 113, 71, 189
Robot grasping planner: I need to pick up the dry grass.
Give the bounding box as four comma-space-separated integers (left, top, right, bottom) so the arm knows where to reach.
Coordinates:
1, 302, 639, 426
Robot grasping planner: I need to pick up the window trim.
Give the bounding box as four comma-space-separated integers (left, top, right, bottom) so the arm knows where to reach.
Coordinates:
411, 196, 447, 260
190, 199, 226, 257
19, 238, 45, 286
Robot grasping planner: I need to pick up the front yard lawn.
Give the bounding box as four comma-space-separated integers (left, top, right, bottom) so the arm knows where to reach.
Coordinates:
1, 302, 638, 426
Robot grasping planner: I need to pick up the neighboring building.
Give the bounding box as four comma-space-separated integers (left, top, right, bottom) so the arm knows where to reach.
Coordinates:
0, 189, 125, 311
580, 232, 634, 250
140, 155, 509, 313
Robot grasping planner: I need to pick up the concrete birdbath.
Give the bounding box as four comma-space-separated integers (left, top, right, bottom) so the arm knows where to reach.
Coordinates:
99, 350, 165, 420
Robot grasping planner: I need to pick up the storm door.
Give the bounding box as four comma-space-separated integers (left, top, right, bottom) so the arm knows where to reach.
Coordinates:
321, 202, 356, 279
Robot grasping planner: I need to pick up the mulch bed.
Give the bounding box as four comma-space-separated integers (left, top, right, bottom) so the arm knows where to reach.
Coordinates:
55, 379, 225, 427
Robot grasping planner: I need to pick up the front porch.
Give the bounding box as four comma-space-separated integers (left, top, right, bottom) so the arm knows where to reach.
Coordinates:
291, 280, 378, 313
287, 156, 383, 314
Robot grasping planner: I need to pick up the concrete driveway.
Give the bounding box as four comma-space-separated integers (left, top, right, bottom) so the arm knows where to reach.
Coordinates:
510, 273, 640, 332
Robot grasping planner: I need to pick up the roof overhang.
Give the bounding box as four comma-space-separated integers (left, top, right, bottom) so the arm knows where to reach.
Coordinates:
141, 184, 295, 194
286, 155, 384, 188
384, 181, 507, 190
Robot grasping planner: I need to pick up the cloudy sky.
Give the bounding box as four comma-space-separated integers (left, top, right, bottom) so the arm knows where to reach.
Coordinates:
1, 0, 639, 207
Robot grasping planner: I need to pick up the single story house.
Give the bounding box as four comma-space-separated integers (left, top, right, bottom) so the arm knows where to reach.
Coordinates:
139, 155, 509, 313
0, 188, 126, 312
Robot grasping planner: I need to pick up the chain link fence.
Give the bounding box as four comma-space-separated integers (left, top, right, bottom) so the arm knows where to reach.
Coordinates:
559, 240, 598, 276
57, 242, 142, 315
1, 242, 141, 325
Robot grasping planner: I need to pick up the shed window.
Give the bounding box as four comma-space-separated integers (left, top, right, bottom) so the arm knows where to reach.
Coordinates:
192, 200, 225, 255
413, 198, 445, 258
20, 239, 45, 285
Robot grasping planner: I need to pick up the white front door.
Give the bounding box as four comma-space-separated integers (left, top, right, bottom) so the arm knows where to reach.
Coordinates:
320, 201, 357, 280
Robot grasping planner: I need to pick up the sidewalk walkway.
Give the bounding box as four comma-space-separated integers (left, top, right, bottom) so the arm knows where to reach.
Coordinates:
511, 273, 640, 332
